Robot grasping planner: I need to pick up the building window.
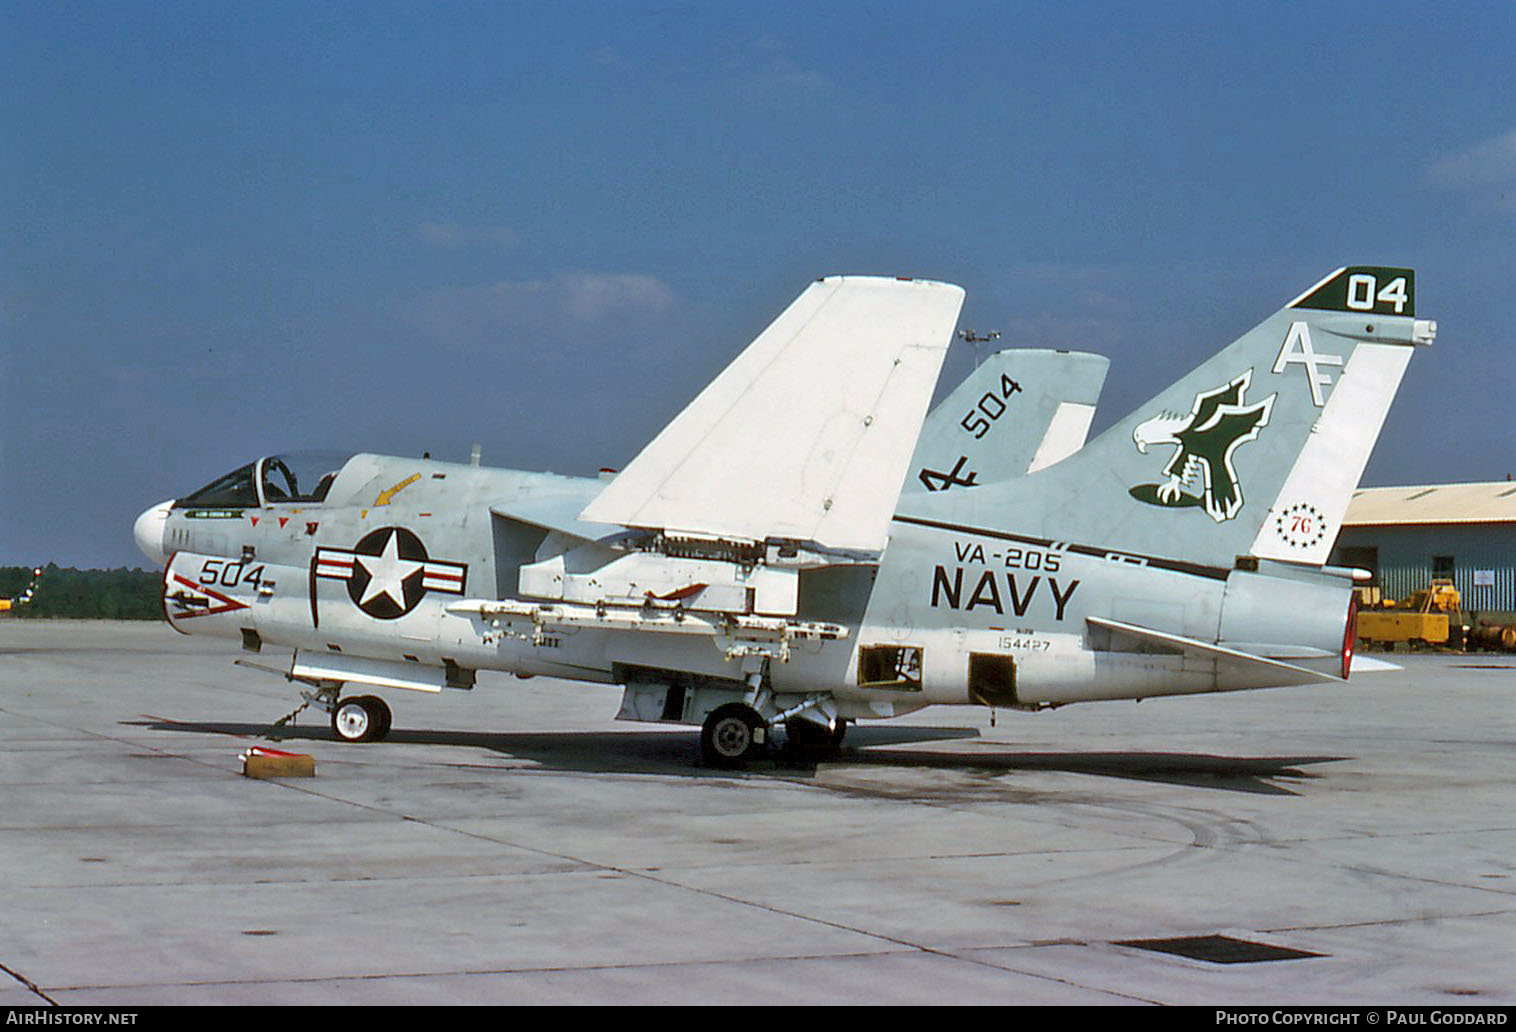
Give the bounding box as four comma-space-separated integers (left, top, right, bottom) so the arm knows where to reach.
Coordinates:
1432, 555, 1455, 580
1336, 546, 1379, 584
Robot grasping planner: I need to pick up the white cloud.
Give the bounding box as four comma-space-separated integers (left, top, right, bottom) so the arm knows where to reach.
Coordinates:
591, 45, 629, 69
482, 272, 674, 321
1426, 128, 1516, 215
557, 272, 675, 320
752, 57, 831, 94
744, 36, 832, 95
408, 271, 676, 339
418, 220, 522, 251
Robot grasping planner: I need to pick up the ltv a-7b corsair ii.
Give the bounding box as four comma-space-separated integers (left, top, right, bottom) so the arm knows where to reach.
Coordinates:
135, 268, 1434, 767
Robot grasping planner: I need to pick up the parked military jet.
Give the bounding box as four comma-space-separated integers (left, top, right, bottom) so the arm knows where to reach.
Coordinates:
135, 268, 1433, 766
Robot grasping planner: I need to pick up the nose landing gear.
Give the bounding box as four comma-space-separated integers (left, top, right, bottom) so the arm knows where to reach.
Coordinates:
331, 694, 392, 743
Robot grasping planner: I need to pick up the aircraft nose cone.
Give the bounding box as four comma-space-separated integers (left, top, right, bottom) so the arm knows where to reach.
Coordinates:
134, 500, 174, 566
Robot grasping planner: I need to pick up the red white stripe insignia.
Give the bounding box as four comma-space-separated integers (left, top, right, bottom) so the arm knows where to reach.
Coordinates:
314, 550, 356, 579
420, 563, 466, 593
314, 544, 467, 596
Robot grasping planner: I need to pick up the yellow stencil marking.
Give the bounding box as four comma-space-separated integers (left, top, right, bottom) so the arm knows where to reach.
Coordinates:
374, 473, 421, 507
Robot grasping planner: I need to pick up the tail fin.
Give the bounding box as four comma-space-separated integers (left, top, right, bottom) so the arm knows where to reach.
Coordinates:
899, 267, 1435, 569
906, 349, 1109, 493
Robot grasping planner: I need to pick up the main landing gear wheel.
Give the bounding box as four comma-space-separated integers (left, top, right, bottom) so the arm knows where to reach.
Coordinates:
331, 695, 392, 743
700, 703, 768, 769
785, 717, 846, 754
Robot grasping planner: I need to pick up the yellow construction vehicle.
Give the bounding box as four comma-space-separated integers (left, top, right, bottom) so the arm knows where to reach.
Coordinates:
1356, 580, 1461, 650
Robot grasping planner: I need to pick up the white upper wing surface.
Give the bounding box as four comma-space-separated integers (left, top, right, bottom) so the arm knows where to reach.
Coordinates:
579, 276, 965, 553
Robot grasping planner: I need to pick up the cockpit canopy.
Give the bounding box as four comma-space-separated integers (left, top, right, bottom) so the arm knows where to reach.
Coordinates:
175, 452, 355, 509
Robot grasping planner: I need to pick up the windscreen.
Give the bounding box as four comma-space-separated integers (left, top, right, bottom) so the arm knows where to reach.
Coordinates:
261, 452, 354, 504
176, 462, 259, 508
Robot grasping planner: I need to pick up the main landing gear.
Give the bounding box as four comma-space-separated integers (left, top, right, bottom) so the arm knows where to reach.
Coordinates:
699, 703, 849, 768
784, 716, 847, 753
700, 703, 767, 768
330, 694, 392, 743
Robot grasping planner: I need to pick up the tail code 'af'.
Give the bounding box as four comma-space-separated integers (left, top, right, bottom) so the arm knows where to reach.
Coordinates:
898, 267, 1435, 570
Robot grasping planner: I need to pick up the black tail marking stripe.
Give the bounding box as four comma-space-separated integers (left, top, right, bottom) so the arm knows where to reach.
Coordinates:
891, 514, 1231, 581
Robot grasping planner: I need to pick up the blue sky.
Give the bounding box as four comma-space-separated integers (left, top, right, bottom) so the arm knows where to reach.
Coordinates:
3, 0, 1514, 568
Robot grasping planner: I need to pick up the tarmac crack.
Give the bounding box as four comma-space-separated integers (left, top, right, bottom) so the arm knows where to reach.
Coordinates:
201, 773, 1164, 1004
1263, 905, 1516, 935
34, 946, 1157, 1004
0, 960, 59, 1006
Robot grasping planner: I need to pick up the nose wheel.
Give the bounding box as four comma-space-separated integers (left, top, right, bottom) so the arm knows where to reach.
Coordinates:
331, 694, 392, 743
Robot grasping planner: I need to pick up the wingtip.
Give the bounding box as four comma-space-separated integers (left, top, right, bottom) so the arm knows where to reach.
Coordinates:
814, 274, 965, 295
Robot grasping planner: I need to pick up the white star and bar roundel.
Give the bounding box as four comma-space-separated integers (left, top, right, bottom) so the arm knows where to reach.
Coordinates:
314, 527, 468, 620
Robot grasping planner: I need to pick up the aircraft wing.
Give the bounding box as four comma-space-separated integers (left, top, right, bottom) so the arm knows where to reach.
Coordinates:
579, 276, 965, 554
489, 487, 621, 545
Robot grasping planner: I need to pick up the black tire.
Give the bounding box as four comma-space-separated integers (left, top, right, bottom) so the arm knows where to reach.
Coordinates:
332, 695, 389, 743
701, 703, 767, 769
364, 695, 393, 742
785, 717, 846, 752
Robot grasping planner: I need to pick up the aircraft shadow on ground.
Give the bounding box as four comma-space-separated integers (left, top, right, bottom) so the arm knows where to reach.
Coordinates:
124, 717, 1341, 795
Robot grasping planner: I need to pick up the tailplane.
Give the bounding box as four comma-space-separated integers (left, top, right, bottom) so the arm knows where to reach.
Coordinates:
898, 267, 1435, 569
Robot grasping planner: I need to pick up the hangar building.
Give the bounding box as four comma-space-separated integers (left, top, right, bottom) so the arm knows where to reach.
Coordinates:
1331, 481, 1516, 621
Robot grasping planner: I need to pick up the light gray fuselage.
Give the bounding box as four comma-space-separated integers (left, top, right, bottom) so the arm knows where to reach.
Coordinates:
152, 451, 1351, 724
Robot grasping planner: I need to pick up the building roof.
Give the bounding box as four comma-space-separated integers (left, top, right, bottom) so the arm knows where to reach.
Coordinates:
1343, 481, 1516, 527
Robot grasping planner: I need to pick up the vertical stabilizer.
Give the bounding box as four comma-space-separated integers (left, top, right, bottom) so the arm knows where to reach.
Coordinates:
898, 268, 1434, 569
907, 349, 1108, 493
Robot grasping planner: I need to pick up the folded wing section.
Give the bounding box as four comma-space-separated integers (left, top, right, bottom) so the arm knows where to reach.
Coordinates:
579, 276, 965, 554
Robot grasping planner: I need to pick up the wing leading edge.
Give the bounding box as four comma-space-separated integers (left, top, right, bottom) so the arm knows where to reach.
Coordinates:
579, 276, 965, 554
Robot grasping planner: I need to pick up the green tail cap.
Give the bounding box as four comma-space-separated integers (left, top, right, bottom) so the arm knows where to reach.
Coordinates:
1290, 267, 1414, 318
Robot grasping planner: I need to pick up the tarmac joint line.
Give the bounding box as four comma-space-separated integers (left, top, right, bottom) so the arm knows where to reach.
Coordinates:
1, 960, 59, 1006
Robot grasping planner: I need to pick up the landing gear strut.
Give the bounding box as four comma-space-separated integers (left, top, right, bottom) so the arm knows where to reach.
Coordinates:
700, 703, 768, 769
331, 694, 392, 743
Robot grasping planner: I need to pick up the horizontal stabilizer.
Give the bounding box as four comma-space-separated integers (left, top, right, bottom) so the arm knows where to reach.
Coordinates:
580, 276, 965, 553
1088, 615, 1343, 686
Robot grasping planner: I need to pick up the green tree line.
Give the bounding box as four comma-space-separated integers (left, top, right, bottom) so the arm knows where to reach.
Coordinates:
0, 564, 162, 620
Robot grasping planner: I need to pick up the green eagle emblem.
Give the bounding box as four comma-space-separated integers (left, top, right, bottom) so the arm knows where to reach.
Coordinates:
1130, 371, 1276, 523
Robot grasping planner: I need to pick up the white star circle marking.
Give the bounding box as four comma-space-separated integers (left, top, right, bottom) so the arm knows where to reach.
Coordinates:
356, 529, 424, 609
